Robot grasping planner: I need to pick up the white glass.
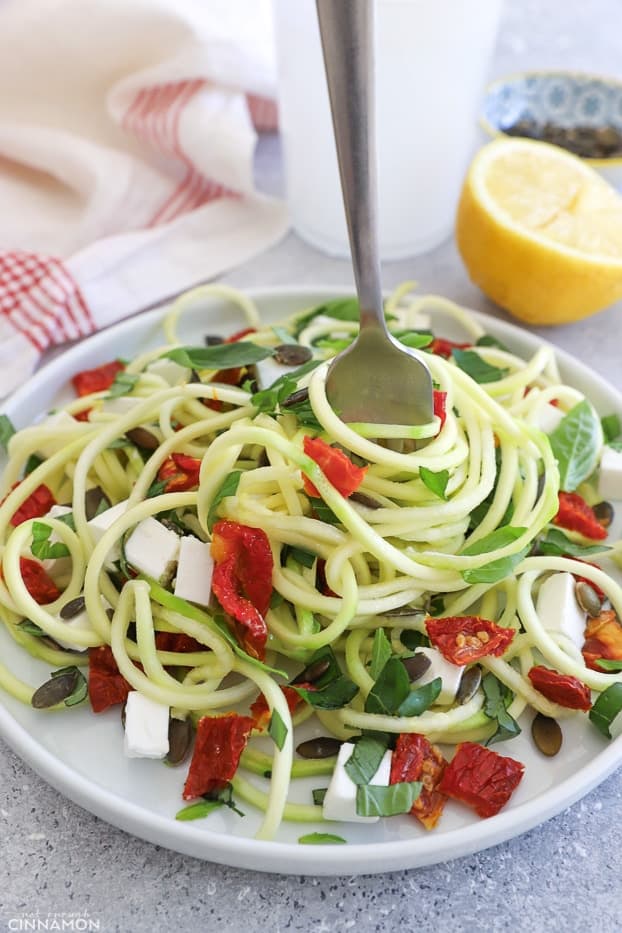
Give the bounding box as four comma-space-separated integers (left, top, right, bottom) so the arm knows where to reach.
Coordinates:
273, 0, 503, 259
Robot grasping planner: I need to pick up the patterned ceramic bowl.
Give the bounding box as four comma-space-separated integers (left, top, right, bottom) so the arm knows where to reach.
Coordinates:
481, 71, 622, 187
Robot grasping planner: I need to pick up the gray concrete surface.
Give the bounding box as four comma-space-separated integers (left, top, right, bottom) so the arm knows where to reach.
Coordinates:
3, 1, 622, 930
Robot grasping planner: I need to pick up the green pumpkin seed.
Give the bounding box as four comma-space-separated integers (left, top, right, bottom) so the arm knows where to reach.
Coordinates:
531, 713, 563, 757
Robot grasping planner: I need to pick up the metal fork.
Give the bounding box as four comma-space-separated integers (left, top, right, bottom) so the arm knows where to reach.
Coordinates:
316, 0, 433, 432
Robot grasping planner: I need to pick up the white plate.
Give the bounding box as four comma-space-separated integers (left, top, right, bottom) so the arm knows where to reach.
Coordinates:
1, 285, 622, 876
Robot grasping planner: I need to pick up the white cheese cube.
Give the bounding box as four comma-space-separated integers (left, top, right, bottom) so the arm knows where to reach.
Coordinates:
254, 357, 295, 390
534, 402, 564, 435
87, 499, 128, 566
124, 518, 180, 582
598, 445, 622, 501
54, 595, 108, 650
322, 742, 392, 824
147, 358, 191, 386
174, 535, 214, 606
410, 646, 465, 706
123, 691, 170, 759
536, 572, 587, 651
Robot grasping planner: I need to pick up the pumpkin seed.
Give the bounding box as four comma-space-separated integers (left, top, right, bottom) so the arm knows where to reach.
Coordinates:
402, 652, 431, 682
350, 491, 381, 510
593, 500, 614, 528
381, 607, 425, 620
273, 344, 312, 366
31, 669, 80, 709
60, 596, 86, 620
575, 580, 603, 618
166, 717, 194, 765
204, 335, 224, 346
120, 700, 127, 729
456, 666, 482, 704
292, 657, 331, 685
531, 713, 562, 757
84, 486, 110, 521
296, 737, 342, 759
125, 427, 159, 451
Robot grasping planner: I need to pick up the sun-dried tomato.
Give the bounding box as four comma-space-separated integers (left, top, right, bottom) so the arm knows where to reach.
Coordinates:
553, 492, 607, 541
528, 665, 591, 710
17, 557, 61, 604
8, 483, 56, 526
88, 645, 132, 713
154, 632, 204, 653
73, 407, 92, 422
302, 436, 367, 499
157, 453, 202, 492
429, 338, 471, 359
425, 616, 514, 665
183, 712, 254, 800
72, 360, 125, 397
433, 390, 447, 430
583, 609, 622, 671
226, 328, 256, 343
390, 733, 448, 830
211, 520, 273, 660
438, 741, 525, 818
204, 366, 246, 412
250, 685, 302, 732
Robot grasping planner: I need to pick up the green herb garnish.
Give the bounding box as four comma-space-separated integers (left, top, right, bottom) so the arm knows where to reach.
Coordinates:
548, 400, 601, 492
162, 343, 273, 370
107, 372, 139, 399
207, 471, 242, 531
452, 349, 508, 384
30, 522, 70, 560
298, 832, 346, 845
420, 466, 449, 500
356, 782, 422, 818
268, 709, 288, 750
0, 413, 16, 452
482, 673, 521, 745
344, 735, 389, 785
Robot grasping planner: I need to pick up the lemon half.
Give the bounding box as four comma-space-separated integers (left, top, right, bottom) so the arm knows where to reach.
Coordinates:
456, 138, 622, 325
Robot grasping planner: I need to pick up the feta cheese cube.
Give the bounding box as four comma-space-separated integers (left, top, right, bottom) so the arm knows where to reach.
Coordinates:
534, 402, 564, 435
599, 445, 622, 501
322, 742, 392, 823
174, 535, 214, 606
410, 646, 465, 706
124, 518, 180, 582
54, 595, 108, 651
123, 691, 170, 759
147, 358, 191, 386
536, 572, 587, 651
87, 499, 128, 566
254, 357, 295, 390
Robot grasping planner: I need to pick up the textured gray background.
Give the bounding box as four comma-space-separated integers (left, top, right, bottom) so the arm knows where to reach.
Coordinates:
3, 1, 622, 931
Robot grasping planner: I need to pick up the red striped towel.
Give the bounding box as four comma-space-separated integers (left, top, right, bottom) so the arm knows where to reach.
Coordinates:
0, 0, 287, 395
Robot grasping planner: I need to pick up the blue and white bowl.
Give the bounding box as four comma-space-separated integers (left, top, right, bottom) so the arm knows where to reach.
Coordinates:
481, 71, 622, 187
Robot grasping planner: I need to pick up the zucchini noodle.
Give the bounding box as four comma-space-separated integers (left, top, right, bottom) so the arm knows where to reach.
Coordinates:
1, 282, 621, 841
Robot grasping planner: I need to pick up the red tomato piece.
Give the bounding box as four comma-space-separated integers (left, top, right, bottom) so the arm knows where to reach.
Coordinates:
211, 520, 273, 660
183, 712, 254, 800
302, 436, 367, 499
553, 492, 607, 541
582, 609, 622, 671
154, 632, 204, 654
250, 685, 302, 732
425, 616, 515, 665
73, 407, 92, 422
157, 453, 202, 492
438, 741, 525, 818
433, 390, 447, 430
527, 665, 591, 710
225, 328, 256, 343
18, 557, 61, 604
8, 483, 56, 527
429, 338, 471, 359
71, 360, 125, 397
88, 645, 132, 713
390, 733, 448, 830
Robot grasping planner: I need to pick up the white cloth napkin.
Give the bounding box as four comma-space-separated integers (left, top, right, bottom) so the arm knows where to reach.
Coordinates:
0, 0, 288, 395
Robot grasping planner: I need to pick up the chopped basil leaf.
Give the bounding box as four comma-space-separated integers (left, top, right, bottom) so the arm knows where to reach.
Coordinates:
308, 497, 340, 525
469, 448, 513, 532
419, 466, 449, 500
589, 682, 622, 738
462, 549, 529, 584
462, 525, 527, 556
482, 673, 521, 745
162, 343, 274, 370
146, 478, 169, 498
312, 788, 327, 806
397, 677, 442, 717
344, 735, 389, 785
30, 522, 70, 560
400, 629, 430, 650
268, 709, 288, 750
548, 400, 601, 492
211, 782, 245, 817
107, 372, 139, 399
24, 453, 44, 476
538, 528, 610, 558
365, 658, 410, 715
298, 832, 346, 845
209, 613, 288, 679
207, 471, 242, 531
284, 545, 317, 569
369, 628, 392, 681
355, 782, 422, 818
269, 591, 284, 609
595, 659, 622, 672
476, 334, 510, 352
427, 595, 445, 617
251, 358, 322, 415
397, 332, 434, 349
282, 395, 323, 430
293, 298, 360, 336
0, 413, 16, 452
175, 799, 224, 821
601, 414, 621, 444
18, 620, 47, 637
315, 336, 352, 353
64, 669, 88, 707
272, 325, 296, 345
452, 349, 508, 384
293, 675, 359, 710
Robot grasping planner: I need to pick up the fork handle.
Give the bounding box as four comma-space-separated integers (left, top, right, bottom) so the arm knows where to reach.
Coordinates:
316, 0, 385, 331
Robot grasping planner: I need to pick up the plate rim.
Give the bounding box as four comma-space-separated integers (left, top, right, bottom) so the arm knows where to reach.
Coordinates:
2, 283, 622, 875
